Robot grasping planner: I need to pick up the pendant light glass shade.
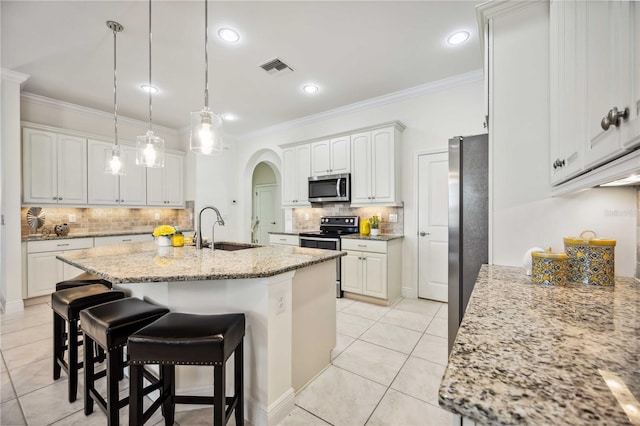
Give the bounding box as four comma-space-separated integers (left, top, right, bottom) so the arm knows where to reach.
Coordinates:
105, 20, 125, 176
136, 0, 165, 168
105, 146, 125, 175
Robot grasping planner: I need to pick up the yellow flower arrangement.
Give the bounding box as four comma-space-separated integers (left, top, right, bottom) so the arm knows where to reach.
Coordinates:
153, 225, 176, 237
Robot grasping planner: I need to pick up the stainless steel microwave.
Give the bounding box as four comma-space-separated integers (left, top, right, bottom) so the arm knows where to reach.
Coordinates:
308, 173, 350, 203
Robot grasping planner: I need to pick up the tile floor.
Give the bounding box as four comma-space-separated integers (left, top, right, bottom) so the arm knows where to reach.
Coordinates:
0, 297, 452, 426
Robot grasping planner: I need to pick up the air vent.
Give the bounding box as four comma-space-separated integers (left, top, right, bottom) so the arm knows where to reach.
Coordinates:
259, 58, 294, 76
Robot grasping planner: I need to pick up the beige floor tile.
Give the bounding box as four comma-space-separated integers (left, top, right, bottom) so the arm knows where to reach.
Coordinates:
336, 312, 375, 338
412, 334, 449, 366
331, 333, 355, 360
391, 357, 445, 405
393, 298, 441, 317
297, 365, 386, 426
0, 355, 6, 373
359, 323, 422, 354
367, 388, 453, 426
1, 371, 16, 403
19, 379, 84, 425
0, 397, 26, 425
378, 308, 433, 332
425, 317, 448, 339
435, 303, 448, 320
335, 298, 356, 312
173, 405, 247, 425
1, 323, 51, 351
279, 407, 329, 426
2, 337, 52, 371
10, 357, 61, 397
333, 340, 407, 386
341, 301, 390, 321
0, 303, 50, 323
0, 310, 51, 335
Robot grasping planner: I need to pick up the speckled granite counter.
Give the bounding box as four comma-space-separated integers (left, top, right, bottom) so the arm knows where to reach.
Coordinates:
23, 229, 193, 242
341, 234, 404, 241
439, 265, 640, 425
268, 231, 301, 236
57, 241, 344, 283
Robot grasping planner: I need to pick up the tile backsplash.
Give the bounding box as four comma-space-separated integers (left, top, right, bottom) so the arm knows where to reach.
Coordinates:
292, 203, 404, 234
21, 201, 194, 237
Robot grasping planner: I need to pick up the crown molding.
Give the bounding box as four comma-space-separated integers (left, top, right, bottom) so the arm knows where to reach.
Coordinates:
20, 92, 180, 136
1, 69, 29, 84
238, 69, 483, 141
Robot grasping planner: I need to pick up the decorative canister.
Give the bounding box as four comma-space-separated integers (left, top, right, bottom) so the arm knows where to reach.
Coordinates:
359, 219, 370, 236
563, 230, 616, 286
531, 249, 568, 286
54, 223, 69, 237
172, 231, 184, 247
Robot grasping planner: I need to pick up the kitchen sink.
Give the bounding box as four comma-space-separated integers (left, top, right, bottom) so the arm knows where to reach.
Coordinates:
202, 242, 255, 251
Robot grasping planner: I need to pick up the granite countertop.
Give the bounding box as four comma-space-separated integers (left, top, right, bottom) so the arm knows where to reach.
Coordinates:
23, 229, 194, 242
268, 231, 300, 236
57, 241, 345, 283
341, 234, 404, 241
439, 265, 640, 425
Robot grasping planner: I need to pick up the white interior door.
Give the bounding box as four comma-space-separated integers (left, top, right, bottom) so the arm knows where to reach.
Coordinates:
255, 184, 278, 245
418, 152, 449, 302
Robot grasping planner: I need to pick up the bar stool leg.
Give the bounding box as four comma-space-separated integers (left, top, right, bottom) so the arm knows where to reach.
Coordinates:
68, 320, 79, 402
84, 334, 95, 415
213, 364, 225, 426
53, 313, 64, 380
235, 341, 244, 426
129, 365, 143, 426
107, 349, 121, 426
161, 365, 175, 426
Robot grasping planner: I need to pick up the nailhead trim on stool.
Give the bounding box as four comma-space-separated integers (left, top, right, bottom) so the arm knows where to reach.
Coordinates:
80, 298, 170, 426
51, 284, 125, 403
127, 312, 245, 426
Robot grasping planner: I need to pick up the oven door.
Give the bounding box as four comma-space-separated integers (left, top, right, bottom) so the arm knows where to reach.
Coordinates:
299, 237, 343, 298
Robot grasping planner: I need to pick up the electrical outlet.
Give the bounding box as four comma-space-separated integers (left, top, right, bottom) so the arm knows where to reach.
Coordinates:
154, 213, 160, 220
304, 213, 310, 220
276, 295, 286, 315
389, 214, 398, 223
68, 214, 76, 223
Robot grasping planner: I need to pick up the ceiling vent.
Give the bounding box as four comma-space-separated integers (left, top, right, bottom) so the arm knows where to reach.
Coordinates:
259, 58, 294, 76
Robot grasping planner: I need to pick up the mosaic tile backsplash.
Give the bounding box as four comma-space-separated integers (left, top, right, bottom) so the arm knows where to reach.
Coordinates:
292, 203, 404, 234
21, 201, 194, 237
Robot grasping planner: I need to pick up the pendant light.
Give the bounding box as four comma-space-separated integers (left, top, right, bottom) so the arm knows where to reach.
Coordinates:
136, 0, 165, 168
190, 0, 223, 155
105, 21, 125, 175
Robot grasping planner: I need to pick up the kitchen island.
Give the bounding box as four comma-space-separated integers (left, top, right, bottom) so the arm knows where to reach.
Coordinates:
58, 241, 345, 426
439, 265, 640, 425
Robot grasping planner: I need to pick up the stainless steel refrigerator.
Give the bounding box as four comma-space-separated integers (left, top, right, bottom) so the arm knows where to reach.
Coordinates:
447, 134, 489, 353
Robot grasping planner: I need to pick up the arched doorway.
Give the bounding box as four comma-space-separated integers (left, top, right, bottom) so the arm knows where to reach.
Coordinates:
251, 162, 281, 244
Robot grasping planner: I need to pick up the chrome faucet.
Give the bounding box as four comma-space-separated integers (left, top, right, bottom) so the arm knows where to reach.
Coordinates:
195, 206, 225, 250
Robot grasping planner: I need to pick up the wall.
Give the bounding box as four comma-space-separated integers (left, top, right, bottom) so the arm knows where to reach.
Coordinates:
252, 162, 277, 186
490, 2, 636, 276
292, 205, 403, 235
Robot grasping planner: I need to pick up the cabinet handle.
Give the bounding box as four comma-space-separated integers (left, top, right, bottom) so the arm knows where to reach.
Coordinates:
608, 107, 629, 127
56, 243, 69, 247
279, 238, 287, 241
122, 239, 132, 242
58, 197, 63, 200
552, 159, 565, 170
52, 197, 57, 200
419, 232, 429, 237
357, 244, 367, 247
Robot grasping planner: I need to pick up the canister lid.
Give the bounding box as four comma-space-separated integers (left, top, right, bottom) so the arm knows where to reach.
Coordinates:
563, 230, 616, 247
532, 250, 567, 259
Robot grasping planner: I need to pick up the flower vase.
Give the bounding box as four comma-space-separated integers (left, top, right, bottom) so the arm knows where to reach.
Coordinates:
370, 229, 379, 236
156, 236, 172, 247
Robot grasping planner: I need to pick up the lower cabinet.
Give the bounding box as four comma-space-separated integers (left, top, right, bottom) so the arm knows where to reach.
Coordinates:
341, 238, 402, 303
268, 234, 299, 246
94, 234, 152, 247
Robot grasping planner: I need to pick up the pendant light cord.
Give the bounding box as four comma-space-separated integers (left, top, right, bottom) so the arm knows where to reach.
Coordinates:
112, 26, 119, 147
148, 0, 153, 131
204, 0, 209, 108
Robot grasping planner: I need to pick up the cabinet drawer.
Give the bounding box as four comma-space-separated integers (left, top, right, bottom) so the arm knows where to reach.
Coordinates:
27, 237, 93, 254
269, 234, 300, 246
94, 234, 152, 247
341, 239, 387, 253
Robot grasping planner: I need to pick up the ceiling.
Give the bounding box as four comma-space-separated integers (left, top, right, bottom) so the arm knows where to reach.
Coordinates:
1, 1, 483, 137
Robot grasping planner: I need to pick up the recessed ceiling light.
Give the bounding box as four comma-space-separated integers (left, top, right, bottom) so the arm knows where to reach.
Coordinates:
447, 31, 470, 46
302, 84, 319, 94
221, 113, 237, 121
218, 28, 240, 43
140, 84, 159, 93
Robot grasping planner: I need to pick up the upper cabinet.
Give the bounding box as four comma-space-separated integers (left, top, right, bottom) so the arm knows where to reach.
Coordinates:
147, 152, 184, 207
22, 128, 87, 205
282, 145, 311, 207
310, 136, 351, 176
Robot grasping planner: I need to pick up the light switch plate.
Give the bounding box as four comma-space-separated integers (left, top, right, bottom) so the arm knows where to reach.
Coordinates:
154, 213, 160, 220
68, 214, 77, 223
389, 214, 398, 223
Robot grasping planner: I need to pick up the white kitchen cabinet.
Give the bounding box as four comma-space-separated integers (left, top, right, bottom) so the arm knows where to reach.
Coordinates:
147, 152, 184, 207
268, 234, 299, 246
94, 234, 152, 247
26, 238, 93, 298
22, 128, 87, 205
350, 124, 403, 206
340, 238, 401, 303
87, 140, 147, 206
282, 144, 311, 207
310, 136, 351, 176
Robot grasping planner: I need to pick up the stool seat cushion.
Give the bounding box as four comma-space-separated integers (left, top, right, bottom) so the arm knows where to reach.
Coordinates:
56, 279, 112, 291
128, 313, 245, 366
51, 284, 124, 321
80, 298, 170, 350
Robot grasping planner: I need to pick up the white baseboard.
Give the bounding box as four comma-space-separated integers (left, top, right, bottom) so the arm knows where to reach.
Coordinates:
402, 286, 417, 299
3, 299, 24, 313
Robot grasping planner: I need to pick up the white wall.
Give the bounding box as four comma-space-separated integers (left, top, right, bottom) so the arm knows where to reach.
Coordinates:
490, 2, 636, 276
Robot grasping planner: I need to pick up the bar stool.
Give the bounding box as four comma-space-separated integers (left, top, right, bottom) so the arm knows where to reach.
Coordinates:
128, 312, 245, 426
80, 298, 170, 426
51, 284, 125, 402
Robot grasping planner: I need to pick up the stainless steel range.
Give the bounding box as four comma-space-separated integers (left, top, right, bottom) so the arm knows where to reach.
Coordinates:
299, 216, 359, 298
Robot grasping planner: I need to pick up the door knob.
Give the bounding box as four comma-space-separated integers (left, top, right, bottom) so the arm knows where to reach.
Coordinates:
608, 107, 629, 127
419, 232, 429, 237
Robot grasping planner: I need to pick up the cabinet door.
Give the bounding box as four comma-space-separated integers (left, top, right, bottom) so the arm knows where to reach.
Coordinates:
282, 148, 297, 205
330, 136, 351, 174
341, 251, 363, 294
371, 128, 395, 203
57, 134, 87, 204
62, 259, 85, 280
622, 0, 640, 150
146, 166, 164, 206
87, 140, 120, 205
22, 128, 58, 204
119, 145, 147, 206
310, 140, 331, 176
295, 145, 311, 205
350, 132, 372, 204
27, 251, 63, 297
164, 153, 184, 206
363, 252, 387, 299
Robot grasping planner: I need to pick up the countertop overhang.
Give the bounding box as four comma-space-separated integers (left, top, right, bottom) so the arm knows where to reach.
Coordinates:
57, 241, 345, 283
439, 265, 640, 425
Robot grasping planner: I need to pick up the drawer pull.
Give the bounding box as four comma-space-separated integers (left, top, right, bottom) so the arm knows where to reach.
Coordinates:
357, 244, 367, 247
122, 239, 132, 242
56, 243, 70, 247
279, 238, 287, 241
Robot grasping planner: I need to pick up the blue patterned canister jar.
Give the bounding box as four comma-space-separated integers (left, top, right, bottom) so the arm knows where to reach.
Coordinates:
531, 249, 568, 286
563, 230, 616, 286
